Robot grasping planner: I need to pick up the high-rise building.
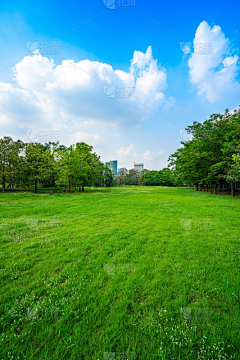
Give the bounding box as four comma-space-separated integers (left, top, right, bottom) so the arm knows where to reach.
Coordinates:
134, 163, 144, 172
105, 160, 118, 176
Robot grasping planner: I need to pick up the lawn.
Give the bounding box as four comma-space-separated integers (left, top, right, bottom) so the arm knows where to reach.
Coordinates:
0, 186, 239, 360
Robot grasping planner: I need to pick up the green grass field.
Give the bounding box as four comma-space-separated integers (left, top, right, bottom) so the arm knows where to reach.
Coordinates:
0, 186, 239, 360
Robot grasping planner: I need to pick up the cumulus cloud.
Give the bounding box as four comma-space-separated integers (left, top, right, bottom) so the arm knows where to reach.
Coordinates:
188, 21, 240, 103
117, 144, 135, 158
117, 144, 144, 169
142, 149, 167, 170
70, 131, 101, 146
0, 46, 170, 143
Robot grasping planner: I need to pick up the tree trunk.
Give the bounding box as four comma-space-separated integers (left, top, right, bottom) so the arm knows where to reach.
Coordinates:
34, 180, 37, 193
214, 184, 216, 195
2, 176, 5, 193
218, 184, 220, 194
206, 184, 208, 192
79, 187, 81, 192
51, 176, 54, 193
210, 182, 213, 194
82, 185, 84, 192
68, 179, 71, 193
199, 185, 202, 191
196, 184, 199, 191
231, 181, 235, 197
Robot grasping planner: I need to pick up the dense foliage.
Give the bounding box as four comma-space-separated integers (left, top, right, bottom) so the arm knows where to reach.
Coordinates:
169, 108, 240, 196
143, 168, 181, 186
0, 138, 113, 193
114, 168, 181, 186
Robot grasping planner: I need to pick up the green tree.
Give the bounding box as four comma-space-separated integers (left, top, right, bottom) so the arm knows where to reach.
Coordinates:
169, 108, 240, 195
0, 137, 21, 193
226, 149, 240, 196
104, 165, 114, 187
24, 143, 48, 193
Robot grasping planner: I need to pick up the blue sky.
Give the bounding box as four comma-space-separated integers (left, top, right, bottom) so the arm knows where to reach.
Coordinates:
0, 0, 240, 169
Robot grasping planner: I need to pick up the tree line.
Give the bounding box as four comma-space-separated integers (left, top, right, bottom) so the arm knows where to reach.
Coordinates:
3, 106, 238, 196
169, 108, 240, 196
114, 168, 181, 186
0, 136, 183, 193
0, 138, 114, 193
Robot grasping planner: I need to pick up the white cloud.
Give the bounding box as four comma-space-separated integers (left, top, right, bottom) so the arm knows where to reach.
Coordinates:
142, 149, 154, 161
70, 131, 101, 146
142, 149, 166, 170
117, 144, 143, 169
188, 21, 240, 103
117, 144, 135, 158
0, 46, 174, 172
162, 96, 176, 112
0, 46, 169, 140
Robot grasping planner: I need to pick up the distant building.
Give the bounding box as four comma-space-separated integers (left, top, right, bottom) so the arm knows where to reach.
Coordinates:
105, 160, 118, 176
134, 163, 144, 172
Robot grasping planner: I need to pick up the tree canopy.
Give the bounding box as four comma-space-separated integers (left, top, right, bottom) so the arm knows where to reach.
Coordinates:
0, 139, 110, 193
169, 108, 240, 196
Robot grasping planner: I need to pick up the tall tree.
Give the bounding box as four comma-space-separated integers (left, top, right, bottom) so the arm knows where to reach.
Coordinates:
0, 137, 21, 193
169, 108, 240, 195
24, 143, 48, 193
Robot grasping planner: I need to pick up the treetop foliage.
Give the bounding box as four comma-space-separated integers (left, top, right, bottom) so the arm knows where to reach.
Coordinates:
0, 139, 112, 193
168, 107, 240, 196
